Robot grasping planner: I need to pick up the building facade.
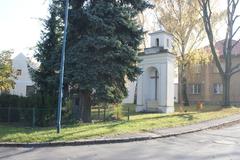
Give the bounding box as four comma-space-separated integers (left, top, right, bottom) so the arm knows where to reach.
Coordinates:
10, 53, 35, 97
186, 40, 240, 105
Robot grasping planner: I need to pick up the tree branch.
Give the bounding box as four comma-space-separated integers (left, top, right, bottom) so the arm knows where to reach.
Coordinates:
199, 0, 224, 75
233, 15, 240, 24
231, 68, 240, 75
232, 39, 240, 48
232, 26, 240, 38
231, 63, 240, 72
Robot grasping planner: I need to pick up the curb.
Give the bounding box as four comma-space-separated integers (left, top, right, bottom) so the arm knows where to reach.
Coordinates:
1, 115, 240, 148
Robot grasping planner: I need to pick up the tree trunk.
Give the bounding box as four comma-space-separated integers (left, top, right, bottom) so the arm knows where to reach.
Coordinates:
182, 76, 190, 106
223, 75, 231, 107
40, 90, 45, 106
178, 69, 182, 105
178, 65, 190, 106
79, 90, 92, 123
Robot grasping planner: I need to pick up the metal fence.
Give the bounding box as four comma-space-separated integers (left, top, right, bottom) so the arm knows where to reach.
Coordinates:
0, 105, 132, 127
91, 106, 131, 121
0, 107, 57, 127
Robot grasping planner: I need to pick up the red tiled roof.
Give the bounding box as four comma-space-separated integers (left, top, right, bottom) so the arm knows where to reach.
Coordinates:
213, 40, 240, 55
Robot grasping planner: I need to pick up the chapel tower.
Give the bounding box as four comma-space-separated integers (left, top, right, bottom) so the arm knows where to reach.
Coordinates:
136, 29, 175, 113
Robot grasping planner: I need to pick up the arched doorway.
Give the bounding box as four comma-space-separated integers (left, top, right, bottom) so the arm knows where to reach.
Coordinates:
145, 67, 159, 101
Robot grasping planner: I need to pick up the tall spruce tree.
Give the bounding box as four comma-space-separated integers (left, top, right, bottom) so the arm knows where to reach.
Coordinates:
66, 0, 151, 122
32, 1, 64, 105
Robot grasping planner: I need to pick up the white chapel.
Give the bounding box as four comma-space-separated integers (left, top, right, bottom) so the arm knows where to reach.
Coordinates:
135, 29, 176, 113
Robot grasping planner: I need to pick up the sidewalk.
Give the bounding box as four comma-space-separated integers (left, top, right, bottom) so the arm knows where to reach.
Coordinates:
1, 114, 240, 147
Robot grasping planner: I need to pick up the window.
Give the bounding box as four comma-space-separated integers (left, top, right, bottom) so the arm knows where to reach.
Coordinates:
26, 86, 35, 97
156, 38, 159, 47
213, 83, 223, 94
16, 69, 22, 76
194, 64, 201, 74
190, 84, 201, 94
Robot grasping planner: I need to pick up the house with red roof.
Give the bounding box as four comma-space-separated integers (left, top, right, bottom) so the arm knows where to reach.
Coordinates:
185, 40, 240, 105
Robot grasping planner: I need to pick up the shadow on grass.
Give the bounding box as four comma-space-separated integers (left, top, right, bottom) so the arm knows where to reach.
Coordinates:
0, 106, 237, 143
0, 113, 197, 138
0, 121, 129, 142
129, 113, 197, 122
45, 122, 130, 142
174, 105, 226, 113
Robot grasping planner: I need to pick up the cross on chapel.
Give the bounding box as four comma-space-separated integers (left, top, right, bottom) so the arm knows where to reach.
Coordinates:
150, 70, 159, 100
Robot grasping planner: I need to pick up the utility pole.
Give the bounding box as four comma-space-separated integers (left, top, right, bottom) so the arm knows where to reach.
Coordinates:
57, 0, 69, 133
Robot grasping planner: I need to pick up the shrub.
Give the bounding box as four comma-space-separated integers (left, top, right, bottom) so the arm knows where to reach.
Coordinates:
113, 104, 123, 120
0, 93, 57, 126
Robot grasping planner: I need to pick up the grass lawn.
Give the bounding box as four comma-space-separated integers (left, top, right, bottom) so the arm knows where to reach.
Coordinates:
0, 105, 240, 143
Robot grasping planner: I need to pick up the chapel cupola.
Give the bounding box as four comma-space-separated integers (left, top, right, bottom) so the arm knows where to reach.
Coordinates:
149, 28, 173, 51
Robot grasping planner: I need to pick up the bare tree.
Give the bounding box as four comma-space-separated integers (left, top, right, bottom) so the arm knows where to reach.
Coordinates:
199, 0, 240, 106
154, 0, 217, 106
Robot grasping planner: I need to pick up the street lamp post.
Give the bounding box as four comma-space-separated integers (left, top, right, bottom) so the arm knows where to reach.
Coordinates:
57, 0, 69, 134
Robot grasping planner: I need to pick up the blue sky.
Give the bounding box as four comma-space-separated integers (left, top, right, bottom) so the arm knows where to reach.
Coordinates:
0, 0, 49, 57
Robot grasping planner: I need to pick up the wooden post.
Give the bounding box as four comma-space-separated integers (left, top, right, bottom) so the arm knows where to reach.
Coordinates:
117, 106, 119, 120
32, 108, 36, 128
103, 107, 106, 121
8, 107, 11, 123
127, 105, 130, 121
98, 107, 100, 120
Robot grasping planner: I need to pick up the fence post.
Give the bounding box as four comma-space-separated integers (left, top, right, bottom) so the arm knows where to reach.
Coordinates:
98, 107, 100, 120
117, 106, 119, 120
32, 108, 36, 128
103, 107, 106, 121
8, 107, 11, 123
127, 105, 130, 121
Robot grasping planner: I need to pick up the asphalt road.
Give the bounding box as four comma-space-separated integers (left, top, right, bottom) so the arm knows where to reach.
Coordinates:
1, 124, 240, 160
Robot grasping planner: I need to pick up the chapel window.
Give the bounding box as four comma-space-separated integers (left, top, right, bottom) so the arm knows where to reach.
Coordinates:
156, 38, 159, 47
16, 69, 22, 76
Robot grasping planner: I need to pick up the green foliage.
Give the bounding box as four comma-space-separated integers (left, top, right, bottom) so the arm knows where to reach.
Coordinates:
66, 0, 151, 104
31, 1, 64, 97
0, 94, 57, 126
113, 104, 123, 120
62, 97, 74, 121
0, 50, 15, 92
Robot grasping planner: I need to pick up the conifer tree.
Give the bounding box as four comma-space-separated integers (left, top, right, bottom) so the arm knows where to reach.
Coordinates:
66, 0, 151, 122
32, 1, 64, 105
